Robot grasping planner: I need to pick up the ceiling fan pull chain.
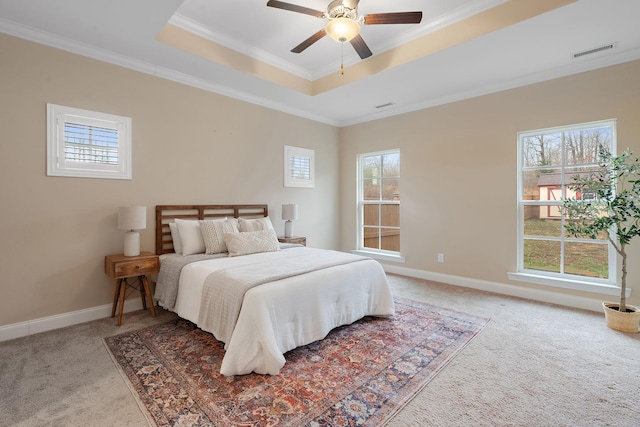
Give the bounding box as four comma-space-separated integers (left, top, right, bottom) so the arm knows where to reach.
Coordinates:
340, 42, 345, 75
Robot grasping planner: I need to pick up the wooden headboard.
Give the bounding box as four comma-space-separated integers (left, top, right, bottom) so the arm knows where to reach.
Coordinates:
155, 204, 269, 255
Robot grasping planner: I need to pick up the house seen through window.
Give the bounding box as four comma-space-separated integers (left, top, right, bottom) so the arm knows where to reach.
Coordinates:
517, 119, 616, 283
357, 150, 400, 255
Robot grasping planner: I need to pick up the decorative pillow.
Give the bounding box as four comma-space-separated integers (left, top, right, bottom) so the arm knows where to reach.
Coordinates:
169, 222, 183, 254
199, 218, 239, 254
238, 216, 275, 233
224, 230, 280, 257
175, 219, 205, 256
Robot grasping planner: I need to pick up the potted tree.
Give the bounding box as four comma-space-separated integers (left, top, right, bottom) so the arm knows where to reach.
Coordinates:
563, 146, 640, 332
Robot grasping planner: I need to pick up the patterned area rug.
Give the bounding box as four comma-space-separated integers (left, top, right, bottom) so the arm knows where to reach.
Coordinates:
104, 298, 489, 426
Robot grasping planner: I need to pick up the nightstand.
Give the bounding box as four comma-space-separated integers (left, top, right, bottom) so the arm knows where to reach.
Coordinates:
105, 252, 160, 326
278, 236, 307, 246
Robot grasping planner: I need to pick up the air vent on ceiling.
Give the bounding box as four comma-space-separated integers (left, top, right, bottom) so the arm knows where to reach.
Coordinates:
572, 43, 616, 59
374, 102, 395, 109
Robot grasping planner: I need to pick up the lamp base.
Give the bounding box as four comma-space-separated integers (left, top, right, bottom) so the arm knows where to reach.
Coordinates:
123, 230, 141, 257
284, 221, 294, 238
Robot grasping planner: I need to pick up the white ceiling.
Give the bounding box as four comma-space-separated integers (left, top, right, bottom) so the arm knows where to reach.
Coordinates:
1, 0, 639, 127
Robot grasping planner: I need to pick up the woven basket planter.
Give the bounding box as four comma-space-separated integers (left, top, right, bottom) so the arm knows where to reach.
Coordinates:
602, 302, 640, 333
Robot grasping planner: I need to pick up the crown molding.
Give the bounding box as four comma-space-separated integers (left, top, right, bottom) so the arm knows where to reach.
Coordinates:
2, 12, 639, 129
0, 18, 338, 126
338, 46, 640, 127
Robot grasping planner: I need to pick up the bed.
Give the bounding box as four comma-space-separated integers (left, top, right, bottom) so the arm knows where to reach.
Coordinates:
153, 204, 395, 376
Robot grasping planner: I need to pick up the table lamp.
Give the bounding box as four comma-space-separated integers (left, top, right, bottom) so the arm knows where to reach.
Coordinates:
282, 204, 298, 238
118, 206, 146, 256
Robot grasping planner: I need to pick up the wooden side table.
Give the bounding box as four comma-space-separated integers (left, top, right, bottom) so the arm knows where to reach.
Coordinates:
278, 236, 307, 246
104, 252, 160, 326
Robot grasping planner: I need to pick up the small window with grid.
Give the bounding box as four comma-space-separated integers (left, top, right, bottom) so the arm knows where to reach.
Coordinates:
47, 103, 131, 179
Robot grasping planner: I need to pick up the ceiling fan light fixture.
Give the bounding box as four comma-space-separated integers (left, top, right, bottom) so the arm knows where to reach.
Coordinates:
325, 17, 360, 43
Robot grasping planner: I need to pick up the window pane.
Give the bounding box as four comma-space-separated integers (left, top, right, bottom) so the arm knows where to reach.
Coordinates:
380, 227, 400, 251
363, 156, 381, 179
564, 166, 608, 200
523, 217, 562, 238
363, 204, 379, 226
363, 179, 380, 200
382, 152, 400, 178
565, 242, 608, 278
535, 172, 562, 200
564, 127, 611, 166
363, 227, 379, 249
565, 219, 609, 240
289, 156, 310, 180
535, 204, 562, 220
522, 170, 543, 200
381, 178, 400, 200
381, 204, 399, 227
524, 239, 560, 273
522, 132, 562, 168
522, 203, 539, 225
64, 122, 119, 164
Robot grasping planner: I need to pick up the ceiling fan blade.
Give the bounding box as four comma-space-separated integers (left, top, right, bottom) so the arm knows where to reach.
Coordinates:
364, 12, 423, 25
350, 34, 372, 59
291, 29, 327, 53
266, 0, 325, 18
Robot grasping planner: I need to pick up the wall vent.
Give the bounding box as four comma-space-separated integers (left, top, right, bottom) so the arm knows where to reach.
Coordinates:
572, 43, 616, 59
374, 102, 395, 109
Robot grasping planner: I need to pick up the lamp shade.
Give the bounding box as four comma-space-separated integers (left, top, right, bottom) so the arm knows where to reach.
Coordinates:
118, 206, 146, 231
282, 204, 299, 221
325, 17, 360, 43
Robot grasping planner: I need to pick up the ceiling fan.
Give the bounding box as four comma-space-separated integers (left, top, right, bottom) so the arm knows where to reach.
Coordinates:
266, 0, 423, 60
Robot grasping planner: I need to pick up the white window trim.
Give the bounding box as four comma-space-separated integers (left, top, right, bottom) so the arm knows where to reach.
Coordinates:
352, 249, 405, 263
284, 145, 314, 188
47, 103, 132, 180
514, 119, 623, 295
356, 149, 401, 257
507, 272, 631, 298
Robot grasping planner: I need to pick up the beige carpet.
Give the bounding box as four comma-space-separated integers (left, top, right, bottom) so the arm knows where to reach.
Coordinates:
1, 274, 639, 426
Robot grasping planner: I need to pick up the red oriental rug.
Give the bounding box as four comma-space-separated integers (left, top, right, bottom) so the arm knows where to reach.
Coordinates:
104, 298, 489, 426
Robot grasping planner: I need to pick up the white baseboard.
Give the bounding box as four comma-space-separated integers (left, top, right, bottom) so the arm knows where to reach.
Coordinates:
0, 266, 604, 343
0, 299, 144, 342
382, 264, 604, 313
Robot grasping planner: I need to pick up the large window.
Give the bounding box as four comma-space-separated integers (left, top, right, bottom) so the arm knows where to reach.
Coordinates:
517, 120, 616, 284
357, 150, 400, 256
47, 103, 132, 179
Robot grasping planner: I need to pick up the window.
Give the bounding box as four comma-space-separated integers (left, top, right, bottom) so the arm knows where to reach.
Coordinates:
47, 103, 132, 179
284, 145, 314, 188
516, 120, 616, 286
357, 150, 401, 257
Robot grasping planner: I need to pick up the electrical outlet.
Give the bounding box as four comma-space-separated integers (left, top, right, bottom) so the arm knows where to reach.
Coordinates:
437, 253, 445, 263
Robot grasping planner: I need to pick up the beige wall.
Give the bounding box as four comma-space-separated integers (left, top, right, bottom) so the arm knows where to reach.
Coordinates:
2, 31, 639, 330
339, 60, 640, 308
0, 34, 339, 326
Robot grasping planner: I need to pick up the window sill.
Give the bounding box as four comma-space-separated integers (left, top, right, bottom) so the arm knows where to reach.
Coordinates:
507, 272, 631, 298
352, 250, 405, 263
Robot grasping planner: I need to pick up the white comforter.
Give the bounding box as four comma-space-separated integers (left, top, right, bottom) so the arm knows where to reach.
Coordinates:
167, 247, 394, 376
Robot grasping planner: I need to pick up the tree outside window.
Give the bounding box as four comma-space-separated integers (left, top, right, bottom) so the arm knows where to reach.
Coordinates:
518, 120, 615, 281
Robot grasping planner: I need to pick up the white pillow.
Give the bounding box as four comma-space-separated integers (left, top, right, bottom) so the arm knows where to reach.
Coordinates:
169, 222, 183, 254
224, 230, 280, 257
238, 216, 275, 233
175, 219, 205, 255
199, 218, 239, 254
